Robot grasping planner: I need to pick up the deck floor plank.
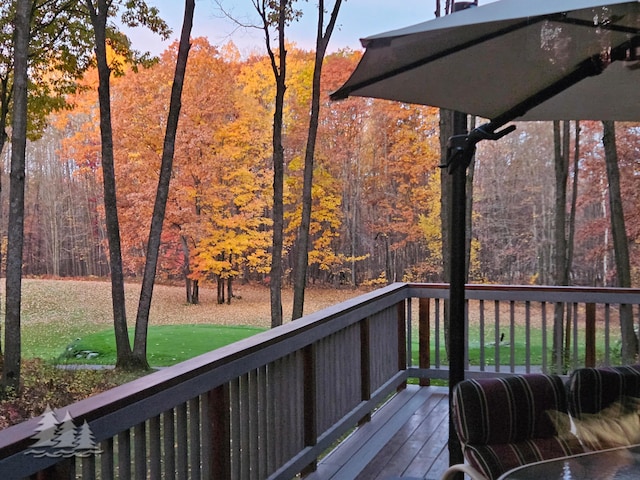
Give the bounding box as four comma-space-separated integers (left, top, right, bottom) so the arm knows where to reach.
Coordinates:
401, 407, 450, 479
362, 393, 450, 480
308, 385, 450, 480
306, 386, 433, 480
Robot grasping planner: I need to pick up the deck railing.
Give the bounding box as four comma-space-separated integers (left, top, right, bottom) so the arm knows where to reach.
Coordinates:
1, 282, 639, 479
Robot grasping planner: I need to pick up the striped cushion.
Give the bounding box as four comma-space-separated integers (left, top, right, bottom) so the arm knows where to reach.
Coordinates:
465, 437, 583, 480
568, 365, 640, 417
452, 374, 584, 480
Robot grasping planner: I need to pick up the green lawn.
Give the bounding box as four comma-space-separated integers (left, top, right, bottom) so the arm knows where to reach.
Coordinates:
54, 324, 267, 367
410, 324, 619, 367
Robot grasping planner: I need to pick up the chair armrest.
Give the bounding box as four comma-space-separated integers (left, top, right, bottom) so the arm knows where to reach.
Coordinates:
441, 463, 487, 480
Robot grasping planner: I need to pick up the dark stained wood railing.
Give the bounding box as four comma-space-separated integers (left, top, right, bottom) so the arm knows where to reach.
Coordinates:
0, 283, 638, 479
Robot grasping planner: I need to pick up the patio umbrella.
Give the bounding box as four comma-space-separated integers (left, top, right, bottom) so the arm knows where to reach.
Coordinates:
331, 0, 640, 468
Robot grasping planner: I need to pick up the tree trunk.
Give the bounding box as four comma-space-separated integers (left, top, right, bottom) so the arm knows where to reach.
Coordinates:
567, 122, 580, 283
439, 109, 453, 284
602, 120, 637, 362
291, 0, 342, 320
133, 0, 195, 368
552, 120, 570, 372
465, 116, 476, 280
2, 0, 30, 394
217, 277, 224, 304
180, 234, 197, 304
266, 0, 288, 328
86, 0, 134, 369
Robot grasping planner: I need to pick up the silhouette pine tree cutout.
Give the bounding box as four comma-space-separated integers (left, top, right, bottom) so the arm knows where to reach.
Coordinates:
26, 406, 102, 458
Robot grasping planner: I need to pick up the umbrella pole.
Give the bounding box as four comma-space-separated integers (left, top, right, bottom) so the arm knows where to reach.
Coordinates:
447, 111, 468, 469
445, 117, 516, 472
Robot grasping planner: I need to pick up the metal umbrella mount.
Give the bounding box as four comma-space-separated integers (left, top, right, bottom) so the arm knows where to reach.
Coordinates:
331, 0, 640, 467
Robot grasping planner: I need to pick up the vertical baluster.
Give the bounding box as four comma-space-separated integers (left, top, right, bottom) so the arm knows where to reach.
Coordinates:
117, 430, 131, 479
134, 422, 146, 480
258, 366, 269, 478
266, 364, 276, 475
81, 453, 95, 480
479, 299, 485, 372
149, 415, 161, 479
295, 350, 305, 457
407, 298, 412, 367
239, 374, 250, 479
230, 377, 241, 478
510, 301, 516, 373
435, 298, 441, 367
572, 303, 579, 369
282, 355, 293, 464
541, 302, 548, 373
360, 318, 371, 413
464, 299, 469, 371
248, 369, 258, 480
494, 300, 501, 372
208, 385, 230, 480
189, 397, 201, 480
585, 303, 597, 368
176, 403, 188, 480
68, 457, 77, 479
200, 393, 211, 480
100, 438, 114, 480
605, 304, 611, 365
419, 298, 431, 385
163, 409, 176, 480
555, 303, 564, 374
525, 301, 531, 373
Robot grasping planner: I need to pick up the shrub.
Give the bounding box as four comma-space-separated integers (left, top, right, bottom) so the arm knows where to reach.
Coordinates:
0, 359, 142, 429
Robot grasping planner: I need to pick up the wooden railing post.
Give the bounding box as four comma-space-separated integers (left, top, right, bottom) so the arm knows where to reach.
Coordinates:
585, 303, 596, 367
208, 385, 231, 479
419, 298, 431, 386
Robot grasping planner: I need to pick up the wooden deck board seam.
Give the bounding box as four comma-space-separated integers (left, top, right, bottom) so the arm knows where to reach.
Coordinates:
327, 387, 436, 480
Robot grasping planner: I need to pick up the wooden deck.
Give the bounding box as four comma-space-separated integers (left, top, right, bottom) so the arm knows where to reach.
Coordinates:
307, 385, 451, 480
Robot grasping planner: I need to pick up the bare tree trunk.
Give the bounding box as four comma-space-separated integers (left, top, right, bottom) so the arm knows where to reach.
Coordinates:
552, 120, 569, 372
3, 0, 30, 393
465, 116, 476, 280
602, 120, 637, 362
85, 0, 134, 369
132, 0, 195, 368
439, 109, 452, 285
292, 0, 342, 320
254, 0, 288, 327
567, 122, 580, 283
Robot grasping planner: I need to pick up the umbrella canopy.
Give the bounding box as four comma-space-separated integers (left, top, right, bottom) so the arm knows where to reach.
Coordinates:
332, 0, 640, 122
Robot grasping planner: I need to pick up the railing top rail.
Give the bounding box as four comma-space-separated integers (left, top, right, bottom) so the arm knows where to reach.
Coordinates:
408, 283, 640, 303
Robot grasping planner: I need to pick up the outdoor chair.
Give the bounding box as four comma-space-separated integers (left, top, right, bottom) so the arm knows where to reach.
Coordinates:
567, 365, 640, 450
441, 374, 584, 480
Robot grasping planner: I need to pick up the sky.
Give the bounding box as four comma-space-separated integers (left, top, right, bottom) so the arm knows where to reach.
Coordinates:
125, 0, 499, 57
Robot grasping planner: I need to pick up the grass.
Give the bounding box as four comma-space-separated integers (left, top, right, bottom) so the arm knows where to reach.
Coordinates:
57, 324, 267, 367
10, 278, 362, 365
410, 324, 620, 368
0, 279, 363, 429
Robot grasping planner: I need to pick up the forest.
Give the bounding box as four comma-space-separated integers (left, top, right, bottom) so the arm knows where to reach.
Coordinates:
2, 37, 639, 297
